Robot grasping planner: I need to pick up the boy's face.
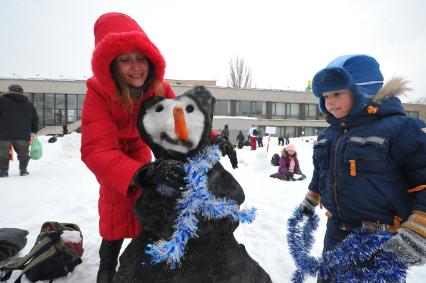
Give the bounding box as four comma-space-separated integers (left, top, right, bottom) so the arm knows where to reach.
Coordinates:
323, 89, 354, 119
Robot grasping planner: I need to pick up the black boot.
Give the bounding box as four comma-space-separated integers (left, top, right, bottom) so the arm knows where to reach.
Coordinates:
19, 160, 29, 176
97, 239, 124, 283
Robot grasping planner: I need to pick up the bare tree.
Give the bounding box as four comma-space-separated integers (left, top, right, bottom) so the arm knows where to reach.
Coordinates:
227, 56, 253, 88
413, 97, 426, 104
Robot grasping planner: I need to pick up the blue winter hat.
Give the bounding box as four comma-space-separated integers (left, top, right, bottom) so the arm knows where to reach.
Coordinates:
312, 55, 384, 115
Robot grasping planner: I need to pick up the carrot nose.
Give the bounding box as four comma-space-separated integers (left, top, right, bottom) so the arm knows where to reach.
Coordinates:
173, 105, 189, 141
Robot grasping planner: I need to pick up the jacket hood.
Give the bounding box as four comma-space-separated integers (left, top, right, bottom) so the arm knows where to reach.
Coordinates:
2, 92, 29, 102
91, 12, 166, 95
327, 78, 408, 128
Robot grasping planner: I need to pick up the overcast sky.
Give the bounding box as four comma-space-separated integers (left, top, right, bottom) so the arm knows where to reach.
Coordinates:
1, 0, 425, 102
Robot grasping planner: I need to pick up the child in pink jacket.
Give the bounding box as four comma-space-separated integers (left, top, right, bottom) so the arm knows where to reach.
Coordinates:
270, 144, 306, 181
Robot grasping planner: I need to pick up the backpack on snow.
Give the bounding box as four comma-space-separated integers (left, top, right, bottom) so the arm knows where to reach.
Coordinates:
0, 222, 83, 283
271, 153, 280, 166
0, 228, 28, 262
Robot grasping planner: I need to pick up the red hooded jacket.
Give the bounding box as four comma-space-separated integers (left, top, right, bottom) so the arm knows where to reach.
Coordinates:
81, 13, 175, 240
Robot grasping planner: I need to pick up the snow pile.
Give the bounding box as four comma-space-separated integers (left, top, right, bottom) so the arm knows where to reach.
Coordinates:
0, 135, 425, 282
61, 230, 82, 244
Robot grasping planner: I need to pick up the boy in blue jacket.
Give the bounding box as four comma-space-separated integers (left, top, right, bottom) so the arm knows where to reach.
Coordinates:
299, 54, 426, 275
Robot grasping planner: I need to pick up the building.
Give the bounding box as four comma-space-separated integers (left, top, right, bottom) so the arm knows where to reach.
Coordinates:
1, 78, 426, 142
171, 84, 329, 141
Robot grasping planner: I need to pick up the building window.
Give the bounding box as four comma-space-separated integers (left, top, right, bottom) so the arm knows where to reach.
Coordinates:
285, 126, 296, 137
77, 95, 85, 120
406, 111, 419, 119
236, 101, 266, 118
55, 94, 66, 125
67, 95, 77, 123
271, 102, 285, 119
252, 101, 265, 118
214, 100, 231, 115
276, 126, 285, 137
28, 93, 86, 128
286, 103, 300, 119
304, 127, 315, 136
236, 101, 251, 115
44, 94, 55, 126
304, 104, 318, 119
33, 93, 44, 108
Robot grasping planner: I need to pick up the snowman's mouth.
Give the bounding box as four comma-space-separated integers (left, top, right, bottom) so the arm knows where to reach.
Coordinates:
160, 132, 193, 148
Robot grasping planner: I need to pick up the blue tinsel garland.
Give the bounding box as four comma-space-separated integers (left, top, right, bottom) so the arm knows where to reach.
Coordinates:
287, 207, 407, 283
145, 146, 257, 269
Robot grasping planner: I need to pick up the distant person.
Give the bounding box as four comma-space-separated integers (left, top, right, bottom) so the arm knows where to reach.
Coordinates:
221, 124, 230, 140
285, 133, 290, 145
257, 130, 263, 147
248, 125, 258, 150
278, 136, 284, 146
0, 84, 39, 177
270, 144, 305, 181
62, 125, 69, 135
236, 131, 245, 149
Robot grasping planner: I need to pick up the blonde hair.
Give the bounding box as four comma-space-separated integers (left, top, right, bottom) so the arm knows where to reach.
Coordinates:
110, 58, 165, 112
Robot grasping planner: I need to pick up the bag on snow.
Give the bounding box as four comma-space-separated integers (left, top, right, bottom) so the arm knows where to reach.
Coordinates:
0, 228, 28, 262
47, 136, 57, 144
30, 138, 43, 160
0, 222, 84, 283
271, 153, 280, 166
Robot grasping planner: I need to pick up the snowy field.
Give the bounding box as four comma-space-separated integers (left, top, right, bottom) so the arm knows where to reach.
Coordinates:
1, 133, 425, 282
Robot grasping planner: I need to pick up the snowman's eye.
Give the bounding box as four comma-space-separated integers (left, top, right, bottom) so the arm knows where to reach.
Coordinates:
186, 104, 194, 113
155, 105, 164, 112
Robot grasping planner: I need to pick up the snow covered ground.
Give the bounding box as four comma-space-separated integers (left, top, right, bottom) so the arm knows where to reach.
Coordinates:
1, 133, 425, 282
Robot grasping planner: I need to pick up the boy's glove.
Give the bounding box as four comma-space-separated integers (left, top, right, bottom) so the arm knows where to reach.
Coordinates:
299, 197, 317, 216
382, 213, 426, 266
299, 190, 320, 216
212, 135, 238, 169
132, 159, 186, 191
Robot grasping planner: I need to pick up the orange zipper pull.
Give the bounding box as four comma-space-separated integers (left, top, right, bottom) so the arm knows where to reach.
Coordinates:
349, 159, 357, 176
367, 105, 378, 114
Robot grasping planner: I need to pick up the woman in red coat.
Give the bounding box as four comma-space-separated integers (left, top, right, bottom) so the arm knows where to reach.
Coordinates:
82, 12, 238, 283
81, 12, 189, 282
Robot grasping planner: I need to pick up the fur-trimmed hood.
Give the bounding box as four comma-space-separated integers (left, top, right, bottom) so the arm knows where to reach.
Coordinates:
370, 77, 410, 116
1, 91, 29, 102
373, 77, 410, 104
90, 12, 166, 97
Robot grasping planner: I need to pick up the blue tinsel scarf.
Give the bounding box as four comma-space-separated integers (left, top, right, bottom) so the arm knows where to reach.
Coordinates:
145, 146, 257, 269
287, 208, 407, 283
